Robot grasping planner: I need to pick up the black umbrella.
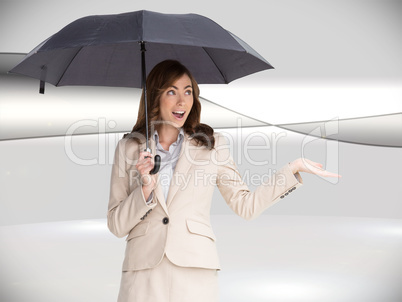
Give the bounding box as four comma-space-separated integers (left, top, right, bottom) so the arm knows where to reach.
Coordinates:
9, 10, 273, 173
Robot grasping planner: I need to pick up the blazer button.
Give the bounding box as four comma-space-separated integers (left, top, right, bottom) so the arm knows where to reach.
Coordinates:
162, 217, 169, 225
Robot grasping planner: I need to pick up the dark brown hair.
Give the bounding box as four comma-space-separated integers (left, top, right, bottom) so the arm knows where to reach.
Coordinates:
126, 60, 214, 149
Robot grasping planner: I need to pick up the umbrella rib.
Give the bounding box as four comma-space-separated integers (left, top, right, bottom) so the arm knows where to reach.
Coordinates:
202, 47, 229, 84
55, 46, 84, 87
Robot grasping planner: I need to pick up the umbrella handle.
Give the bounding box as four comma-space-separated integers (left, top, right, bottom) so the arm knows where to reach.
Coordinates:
150, 155, 161, 175
145, 148, 161, 175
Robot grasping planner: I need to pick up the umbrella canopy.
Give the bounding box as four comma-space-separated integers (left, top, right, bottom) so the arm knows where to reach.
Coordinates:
9, 10, 273, 89
9, 10, 273, 174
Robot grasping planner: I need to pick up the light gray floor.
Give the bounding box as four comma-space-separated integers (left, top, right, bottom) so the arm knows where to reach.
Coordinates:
1, 215, 401, 302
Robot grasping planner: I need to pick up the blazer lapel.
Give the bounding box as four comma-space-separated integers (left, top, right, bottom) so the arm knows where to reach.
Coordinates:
166, 134, 198, 207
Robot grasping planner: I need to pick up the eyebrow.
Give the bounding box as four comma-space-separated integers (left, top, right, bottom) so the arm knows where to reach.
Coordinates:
171, 85, 193, 90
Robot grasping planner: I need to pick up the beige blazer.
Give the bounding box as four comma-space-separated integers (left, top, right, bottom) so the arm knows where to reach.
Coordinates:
107, 132, 302, 271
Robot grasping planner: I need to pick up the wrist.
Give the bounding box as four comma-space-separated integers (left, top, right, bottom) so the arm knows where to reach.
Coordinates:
142, 183, 154, 193
289, 160, 299, 174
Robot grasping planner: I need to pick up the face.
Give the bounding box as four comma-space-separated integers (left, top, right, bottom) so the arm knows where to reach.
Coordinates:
159, 73, 194, 128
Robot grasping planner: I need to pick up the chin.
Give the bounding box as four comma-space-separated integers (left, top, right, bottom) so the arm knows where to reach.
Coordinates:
167, 120, 185, 129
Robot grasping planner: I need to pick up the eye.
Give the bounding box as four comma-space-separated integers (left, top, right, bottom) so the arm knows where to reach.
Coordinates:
185, 90, 192, 96
167, 90, 175, 96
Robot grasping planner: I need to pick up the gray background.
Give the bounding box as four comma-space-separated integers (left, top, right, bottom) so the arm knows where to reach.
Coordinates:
1, 1, 402, 302
1, 0, 401, 224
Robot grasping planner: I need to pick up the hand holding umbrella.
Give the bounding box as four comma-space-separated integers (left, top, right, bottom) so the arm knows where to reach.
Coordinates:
136, 150, 157, 201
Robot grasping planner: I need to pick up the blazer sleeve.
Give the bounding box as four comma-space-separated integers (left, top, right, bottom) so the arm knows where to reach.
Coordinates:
107, 138, 157, 238
215, 133, 303, 220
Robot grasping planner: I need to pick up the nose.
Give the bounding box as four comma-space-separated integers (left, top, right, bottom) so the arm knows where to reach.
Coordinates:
176, 93, 185, 105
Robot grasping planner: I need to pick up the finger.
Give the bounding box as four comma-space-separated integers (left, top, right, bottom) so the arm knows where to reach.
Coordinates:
137, 158, 155, 175
138, 162, 153, 174
303, 158, 323, 168
307, 161, 341, 178
312, 167, 342, 178
137, 156, 154, 168
322, 171, 342, 178
141, 156, 154, 165
299, 158, 342, 178
303, 160, 327, 174
301, 160, 321, 172
304, 162, 327, 174
139, 151, 153, 161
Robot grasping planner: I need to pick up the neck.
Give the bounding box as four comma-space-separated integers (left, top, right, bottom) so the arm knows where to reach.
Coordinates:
158, 125, 181, 146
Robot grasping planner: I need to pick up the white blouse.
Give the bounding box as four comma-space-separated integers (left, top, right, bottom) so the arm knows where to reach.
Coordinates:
146, 128, 184, 203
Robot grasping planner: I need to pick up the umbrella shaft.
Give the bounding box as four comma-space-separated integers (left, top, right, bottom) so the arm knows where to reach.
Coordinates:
140, 41, 149, 150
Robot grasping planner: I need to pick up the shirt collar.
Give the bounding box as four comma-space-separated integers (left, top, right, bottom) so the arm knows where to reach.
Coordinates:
153, 128, 184, 145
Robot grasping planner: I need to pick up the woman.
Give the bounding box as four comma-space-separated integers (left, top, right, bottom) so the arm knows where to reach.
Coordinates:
107, 60, 340, 302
